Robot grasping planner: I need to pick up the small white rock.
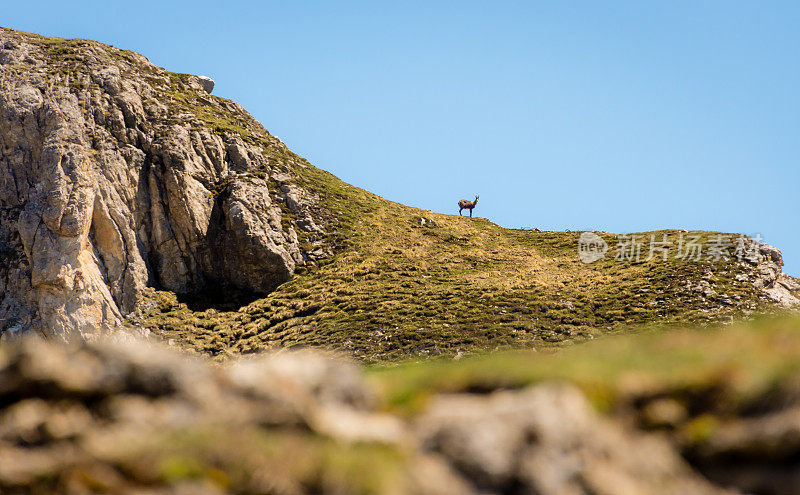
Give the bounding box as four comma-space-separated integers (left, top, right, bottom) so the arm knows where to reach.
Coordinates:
197, 75, 215, 93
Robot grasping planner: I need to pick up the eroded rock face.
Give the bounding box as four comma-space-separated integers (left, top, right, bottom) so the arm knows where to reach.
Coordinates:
206, 178, 302, 294
750, 244, 799, 307
0, 28, 329, 339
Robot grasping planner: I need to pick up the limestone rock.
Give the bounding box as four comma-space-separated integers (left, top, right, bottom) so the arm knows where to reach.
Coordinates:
197, 75, 215, 93
764, 278, 800, 307
734, 240, 799, 307
207, 178, 299, 294
0, 28, 331, 339
753, 245, 799, 307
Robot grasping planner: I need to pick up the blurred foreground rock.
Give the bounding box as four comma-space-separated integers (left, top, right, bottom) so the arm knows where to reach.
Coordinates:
417, 385, 728, 495
7, 337, 797, 494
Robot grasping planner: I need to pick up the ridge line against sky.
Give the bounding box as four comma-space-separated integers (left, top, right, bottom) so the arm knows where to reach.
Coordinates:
3, 1, 798, 275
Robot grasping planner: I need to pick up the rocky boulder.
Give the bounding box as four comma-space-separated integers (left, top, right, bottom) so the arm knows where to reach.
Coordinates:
197, 75, 214, 93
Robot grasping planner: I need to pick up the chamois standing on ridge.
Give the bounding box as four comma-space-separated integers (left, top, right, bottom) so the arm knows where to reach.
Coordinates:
458, 195, 479, 217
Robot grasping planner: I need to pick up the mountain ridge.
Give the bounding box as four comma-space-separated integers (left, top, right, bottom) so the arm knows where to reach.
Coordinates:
0, 26, 797, 359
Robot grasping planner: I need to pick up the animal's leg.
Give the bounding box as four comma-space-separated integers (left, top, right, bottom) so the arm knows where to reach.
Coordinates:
469, 209, 473, 218
459, 208, 463, 216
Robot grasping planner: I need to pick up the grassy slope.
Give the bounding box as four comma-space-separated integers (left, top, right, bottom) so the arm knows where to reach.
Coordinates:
10, 28, 785, 362
138, 79, 780, 361
146, 162, 774, 362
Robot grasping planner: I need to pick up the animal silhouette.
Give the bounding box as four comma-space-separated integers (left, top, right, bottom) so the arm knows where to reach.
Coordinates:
458, 196, 479, 217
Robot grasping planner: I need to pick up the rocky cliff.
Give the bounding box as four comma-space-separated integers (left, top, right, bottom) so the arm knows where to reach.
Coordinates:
0, 27, 798, 358
0, 28, 331, 340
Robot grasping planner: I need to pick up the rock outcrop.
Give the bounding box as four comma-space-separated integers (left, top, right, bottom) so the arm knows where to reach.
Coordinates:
749, 244, 800, 307
197, 75, 214, 93
0, 28, 328, 339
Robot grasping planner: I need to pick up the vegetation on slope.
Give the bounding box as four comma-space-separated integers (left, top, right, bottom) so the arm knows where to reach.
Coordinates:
144, 166, 776, 361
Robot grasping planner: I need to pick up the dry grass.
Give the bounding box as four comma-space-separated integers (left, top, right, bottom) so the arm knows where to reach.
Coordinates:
144, 170, 772, 362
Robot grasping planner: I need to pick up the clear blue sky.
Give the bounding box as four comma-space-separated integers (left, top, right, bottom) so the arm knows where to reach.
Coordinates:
5, 1, 799, 275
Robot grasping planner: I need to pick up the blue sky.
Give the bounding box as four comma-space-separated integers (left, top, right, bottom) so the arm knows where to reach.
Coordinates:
5, 1, 799, 275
